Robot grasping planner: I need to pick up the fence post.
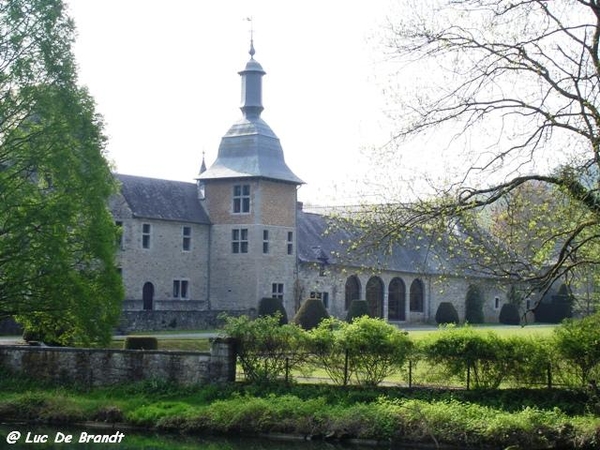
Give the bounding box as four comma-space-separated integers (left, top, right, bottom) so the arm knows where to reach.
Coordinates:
547, 362, 552, 389
466, 361, 471, 391
285, 357, 290, 384
408, 360, 413, 388
343, 349, 349, 386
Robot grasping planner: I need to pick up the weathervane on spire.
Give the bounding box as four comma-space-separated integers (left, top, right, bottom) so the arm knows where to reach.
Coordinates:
246, 17, 255, 58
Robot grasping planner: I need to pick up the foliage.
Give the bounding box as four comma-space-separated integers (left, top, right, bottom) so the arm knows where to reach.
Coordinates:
309, 317, 413, 387
257, 297, 288, 325
435, 302, 459, 325
221, 314, 308, 384
292, 298, 329, 330
0, 0, 123, 346
465, 284, 484, 324
422, 326, 517, 388
554, 313, 600, 385
123, 337, 158, 350
499, 303, 521, 325
345, 299, 370, 322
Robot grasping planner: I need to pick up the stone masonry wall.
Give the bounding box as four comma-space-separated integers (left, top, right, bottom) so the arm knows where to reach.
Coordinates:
0, 338, 236, 387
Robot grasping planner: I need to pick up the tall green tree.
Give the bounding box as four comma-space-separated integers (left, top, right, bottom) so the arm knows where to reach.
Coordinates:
365, 0, 600, 304
0, 0, 123, 345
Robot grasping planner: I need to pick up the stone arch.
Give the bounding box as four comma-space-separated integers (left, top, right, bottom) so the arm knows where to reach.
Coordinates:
366, 276, 384, 318
388, 277, 406, 321
409, 279, 424, 313
344, 275, 361, 310
142, 282, 154, 311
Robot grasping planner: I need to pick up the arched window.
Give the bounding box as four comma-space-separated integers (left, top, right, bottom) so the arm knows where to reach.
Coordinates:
344, 275, 361, 310
388, 277, 406, 321
409, 279, 424, 313
366, 276, 384, 319
142, 282, 154, 311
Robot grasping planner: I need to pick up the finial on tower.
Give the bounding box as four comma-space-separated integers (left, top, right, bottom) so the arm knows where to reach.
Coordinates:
246, 17, 255, 58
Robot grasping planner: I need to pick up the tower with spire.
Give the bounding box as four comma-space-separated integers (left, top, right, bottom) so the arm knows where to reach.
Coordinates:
197, 40, 303, 314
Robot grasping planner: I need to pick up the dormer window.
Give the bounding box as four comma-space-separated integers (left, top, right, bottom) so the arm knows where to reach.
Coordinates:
233, 184, 250, 213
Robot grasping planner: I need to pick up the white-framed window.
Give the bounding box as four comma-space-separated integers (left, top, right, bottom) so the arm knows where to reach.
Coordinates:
182, 226, 192, 251
173, 279, 189, 299
115, 221, 123, 249
272, 283, 284, 299
233, 184, 250, 213
142, 223, 151, 249
263, 229, 269, 254
287, 231, 294, 255
232, 228, 249, 253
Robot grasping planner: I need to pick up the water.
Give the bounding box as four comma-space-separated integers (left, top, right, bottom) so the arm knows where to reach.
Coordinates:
0, 425, 397, 450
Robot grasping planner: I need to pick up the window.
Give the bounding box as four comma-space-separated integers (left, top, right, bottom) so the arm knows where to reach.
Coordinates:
409, 279, 424, 313
173, 280, 189, 299
115, 221, 123, 249
263, 229, 269, 254
232, 228, 249, 253
310, 291, 329, 309
287, 231, 294, 255
272, 283, 284, 299
182, 226, 191, 251
344, 275, 361, 310
494, 296, 500, 310
142, 223, 151, 249
233, 184, 250, 213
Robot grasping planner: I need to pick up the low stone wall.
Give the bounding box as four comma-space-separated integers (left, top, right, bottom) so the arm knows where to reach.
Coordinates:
0, 338, 236, 387
118, 310, 247, 333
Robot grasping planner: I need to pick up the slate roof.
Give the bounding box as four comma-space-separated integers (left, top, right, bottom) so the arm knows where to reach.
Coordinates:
115, 174, 210, 224
297, 209, 498, 277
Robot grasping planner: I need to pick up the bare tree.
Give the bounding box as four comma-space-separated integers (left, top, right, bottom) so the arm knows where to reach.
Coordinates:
369, 0, 600, 304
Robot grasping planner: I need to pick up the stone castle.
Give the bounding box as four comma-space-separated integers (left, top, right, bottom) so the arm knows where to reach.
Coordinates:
110, 43, 509, 331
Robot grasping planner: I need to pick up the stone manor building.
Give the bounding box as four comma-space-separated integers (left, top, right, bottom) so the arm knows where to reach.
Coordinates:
110, 44, 509, 331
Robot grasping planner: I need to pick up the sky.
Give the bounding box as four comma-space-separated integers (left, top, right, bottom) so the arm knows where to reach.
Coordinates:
64, 0, 397, 207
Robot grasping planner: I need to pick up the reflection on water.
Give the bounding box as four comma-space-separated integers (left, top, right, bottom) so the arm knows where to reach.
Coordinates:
0, 425, 395, 450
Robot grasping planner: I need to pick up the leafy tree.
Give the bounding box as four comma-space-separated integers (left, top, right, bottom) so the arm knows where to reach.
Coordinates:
0, 0, 123, 345
367, 0, 600, 305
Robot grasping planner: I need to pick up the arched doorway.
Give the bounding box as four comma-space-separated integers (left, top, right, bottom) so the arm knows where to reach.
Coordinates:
366, 276, 384, 318
388, 277, 406, 321
142, 282, 154, 311
344, 275, 361, 310
409, 279, 424, 313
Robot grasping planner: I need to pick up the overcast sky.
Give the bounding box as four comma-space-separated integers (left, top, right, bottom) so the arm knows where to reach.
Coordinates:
65, 1, 397, 207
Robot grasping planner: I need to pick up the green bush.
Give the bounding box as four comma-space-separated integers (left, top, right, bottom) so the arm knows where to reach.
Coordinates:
221, 314, 308, 383
465, 284, 485, 324
499, 303, 521, 325
422, 326, 510, 388
554, 313, 600, 385
257, 297, 288, 325
307, 318, 349, 385
123, 337, 158, 350
346, 299, 370, 322
292, 298, 329, 330
435, 302, 459, 325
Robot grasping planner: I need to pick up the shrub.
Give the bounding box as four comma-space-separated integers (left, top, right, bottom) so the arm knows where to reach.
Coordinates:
553, 313, 600, 385
221, 314, 308, 384
346, 299, 370, 322
435, 302, 459, 325
257, 297, 288, 325
344, 316, 413, 386
499, 303, 521, 325
123, 337, 158, 350
307, 318, 350, 385
465, 284, 484, 324
292, 298, 329, 330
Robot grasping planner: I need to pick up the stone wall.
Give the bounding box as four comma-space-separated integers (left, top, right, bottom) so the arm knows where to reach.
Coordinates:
117, 309, 245, 333
0, 338, 236, 387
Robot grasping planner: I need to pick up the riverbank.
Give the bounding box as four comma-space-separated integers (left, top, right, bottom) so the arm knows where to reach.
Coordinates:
0, 373, 598, 449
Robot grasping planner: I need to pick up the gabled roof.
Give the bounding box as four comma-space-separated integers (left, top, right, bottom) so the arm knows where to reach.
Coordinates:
296, 208, 499, 277
115, 174, 210, 224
